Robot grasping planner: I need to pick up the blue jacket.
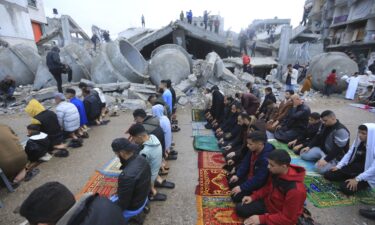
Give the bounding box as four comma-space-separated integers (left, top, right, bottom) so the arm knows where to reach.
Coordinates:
70, 97, 88, 126
162, 89, 173, 114
236, 142, 274, 192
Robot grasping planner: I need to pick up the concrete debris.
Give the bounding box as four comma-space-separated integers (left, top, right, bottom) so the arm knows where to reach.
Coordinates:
177, 96, 189, 106
96, 82, 131, 92
307, 52, 359, 92
121, 99, 147, 110
175, 74, 197, 93
91, 38, 148, 84
0, 44, 40, 85
148, 44, 192, 85
239, 72, 255, 83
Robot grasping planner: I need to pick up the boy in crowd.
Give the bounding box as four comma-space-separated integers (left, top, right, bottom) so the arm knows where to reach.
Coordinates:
288, 112, 321, 154
236, 150, 306, 225
228, 131, 274, 202
300, 110, 350, 174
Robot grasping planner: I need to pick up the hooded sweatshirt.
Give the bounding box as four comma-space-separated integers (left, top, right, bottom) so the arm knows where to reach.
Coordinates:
337, 123, 375, 187
25, 132, 49, 162
251, 165, 306, 225
25, 99, 45, 125
152, 104, 172, 150
140, 134, 162, 182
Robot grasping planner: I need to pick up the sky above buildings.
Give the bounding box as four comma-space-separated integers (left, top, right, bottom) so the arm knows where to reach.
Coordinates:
44, 0, 305, 36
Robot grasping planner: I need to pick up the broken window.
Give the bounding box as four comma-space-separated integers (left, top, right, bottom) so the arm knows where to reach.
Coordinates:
28, 0, 37, 8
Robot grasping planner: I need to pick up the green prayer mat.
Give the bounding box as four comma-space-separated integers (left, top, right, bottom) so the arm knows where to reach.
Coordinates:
192, 109, 206, 122
193, 135, 221, 152
305, 176, 375, 208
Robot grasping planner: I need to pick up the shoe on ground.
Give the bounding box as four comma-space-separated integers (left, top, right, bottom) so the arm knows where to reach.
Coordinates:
359, 208, 375, 220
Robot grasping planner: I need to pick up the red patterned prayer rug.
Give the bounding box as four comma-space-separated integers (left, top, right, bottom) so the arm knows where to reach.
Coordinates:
77, 171, 118, 199
196, 195, 243, 225
196, 168, 231, 196
198, 152, 226, 169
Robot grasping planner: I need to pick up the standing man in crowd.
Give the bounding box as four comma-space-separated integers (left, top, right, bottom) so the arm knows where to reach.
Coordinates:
46, 47, 72, 93
322, 69, 337, 97
159, 80, 173, 116
283, 64, 298, 92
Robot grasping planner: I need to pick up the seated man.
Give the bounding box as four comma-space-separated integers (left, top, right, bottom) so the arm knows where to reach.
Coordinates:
128, 124, 166, 201
357, 85, 373, 104
216, 101, 242, 138
111, 138, 151, 220
258, 100, 278, 122
20, 182, 126, 225
228, 131, 274, 203
236, 92, 259, 116
25, 99, 68, 156
0, 75, 16, 107
288, 112, 321, 154
236, 150, 306, 225
366, 89, 375, 106
65, 88, 89, 138
132, 109, 177, 159
266, 90, 294, 133
0, 124, 27, 182
273, 94, 311, 143
300, 110, 350, 174
13, 124, 50, 184
257, 87, 276, 116
54, 93, 81, 144
205, 86, 225, 129
324, 123, 375, 195
82, 88, 103, 126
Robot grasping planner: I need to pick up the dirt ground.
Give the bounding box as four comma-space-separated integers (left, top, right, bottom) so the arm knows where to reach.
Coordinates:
0, 95, 375, 225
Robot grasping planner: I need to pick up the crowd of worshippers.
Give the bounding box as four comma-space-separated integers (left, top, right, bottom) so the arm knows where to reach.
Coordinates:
0, 82, 111, 188
203, 85, 375, 225
2, 80, 181, 224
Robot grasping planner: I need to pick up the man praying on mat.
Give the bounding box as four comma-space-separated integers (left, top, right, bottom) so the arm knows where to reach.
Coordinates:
324, 123, 375, 195
300, 110, 350, 174
273, 94, 311, 143
228, 131, 274, 203
128, 124, 167, 201
236, 150, 306, 225
111, 138, 151, 220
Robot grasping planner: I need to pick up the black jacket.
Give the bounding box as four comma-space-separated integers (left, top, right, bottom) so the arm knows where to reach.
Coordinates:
25, 132, 49, 162
170, 87, 177, 108
34, 110, 62, 137
259, 93, 277, 114
211, 90, 225, 121
46, 47, 64, 71
282, 104, 310, 130
117, 154, 151, 211
84, 93, 102, 122
59, 194, 126, 225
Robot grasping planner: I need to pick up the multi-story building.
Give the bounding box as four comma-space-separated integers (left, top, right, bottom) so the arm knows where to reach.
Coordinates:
0, 0, 47, 48
306, 0, 375, 55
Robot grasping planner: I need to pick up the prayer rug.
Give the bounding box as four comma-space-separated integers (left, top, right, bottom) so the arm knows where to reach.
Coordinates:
349, 103, 375, 113
194, 135, 221, 152
192, 122, 208, 130
192, 109, 206, 122
196, 168, 231, 196
193, 128, 215, 137
291, 157, 320, 176
99, 157, 122, 177
304, 175, 375, 208
198, 152, 226, 169
196, 195, 243, 225
77, 171, 118, 198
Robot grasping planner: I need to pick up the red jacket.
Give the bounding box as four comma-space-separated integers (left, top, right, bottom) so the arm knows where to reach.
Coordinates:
243, 55, 251, 65
250, 165, 306, 225
325, 73, 337, 85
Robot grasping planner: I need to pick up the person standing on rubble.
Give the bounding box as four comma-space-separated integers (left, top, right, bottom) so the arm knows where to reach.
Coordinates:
214, 17, 220, 34
203, 10, 210, 30
46, 47, 72, 93
91, 34, 99, 51
239, 32, 248, 55
187, 10, 193, 24
141, 14, 145, 27
180, 10, 184, 21
103, 30, 111, 42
